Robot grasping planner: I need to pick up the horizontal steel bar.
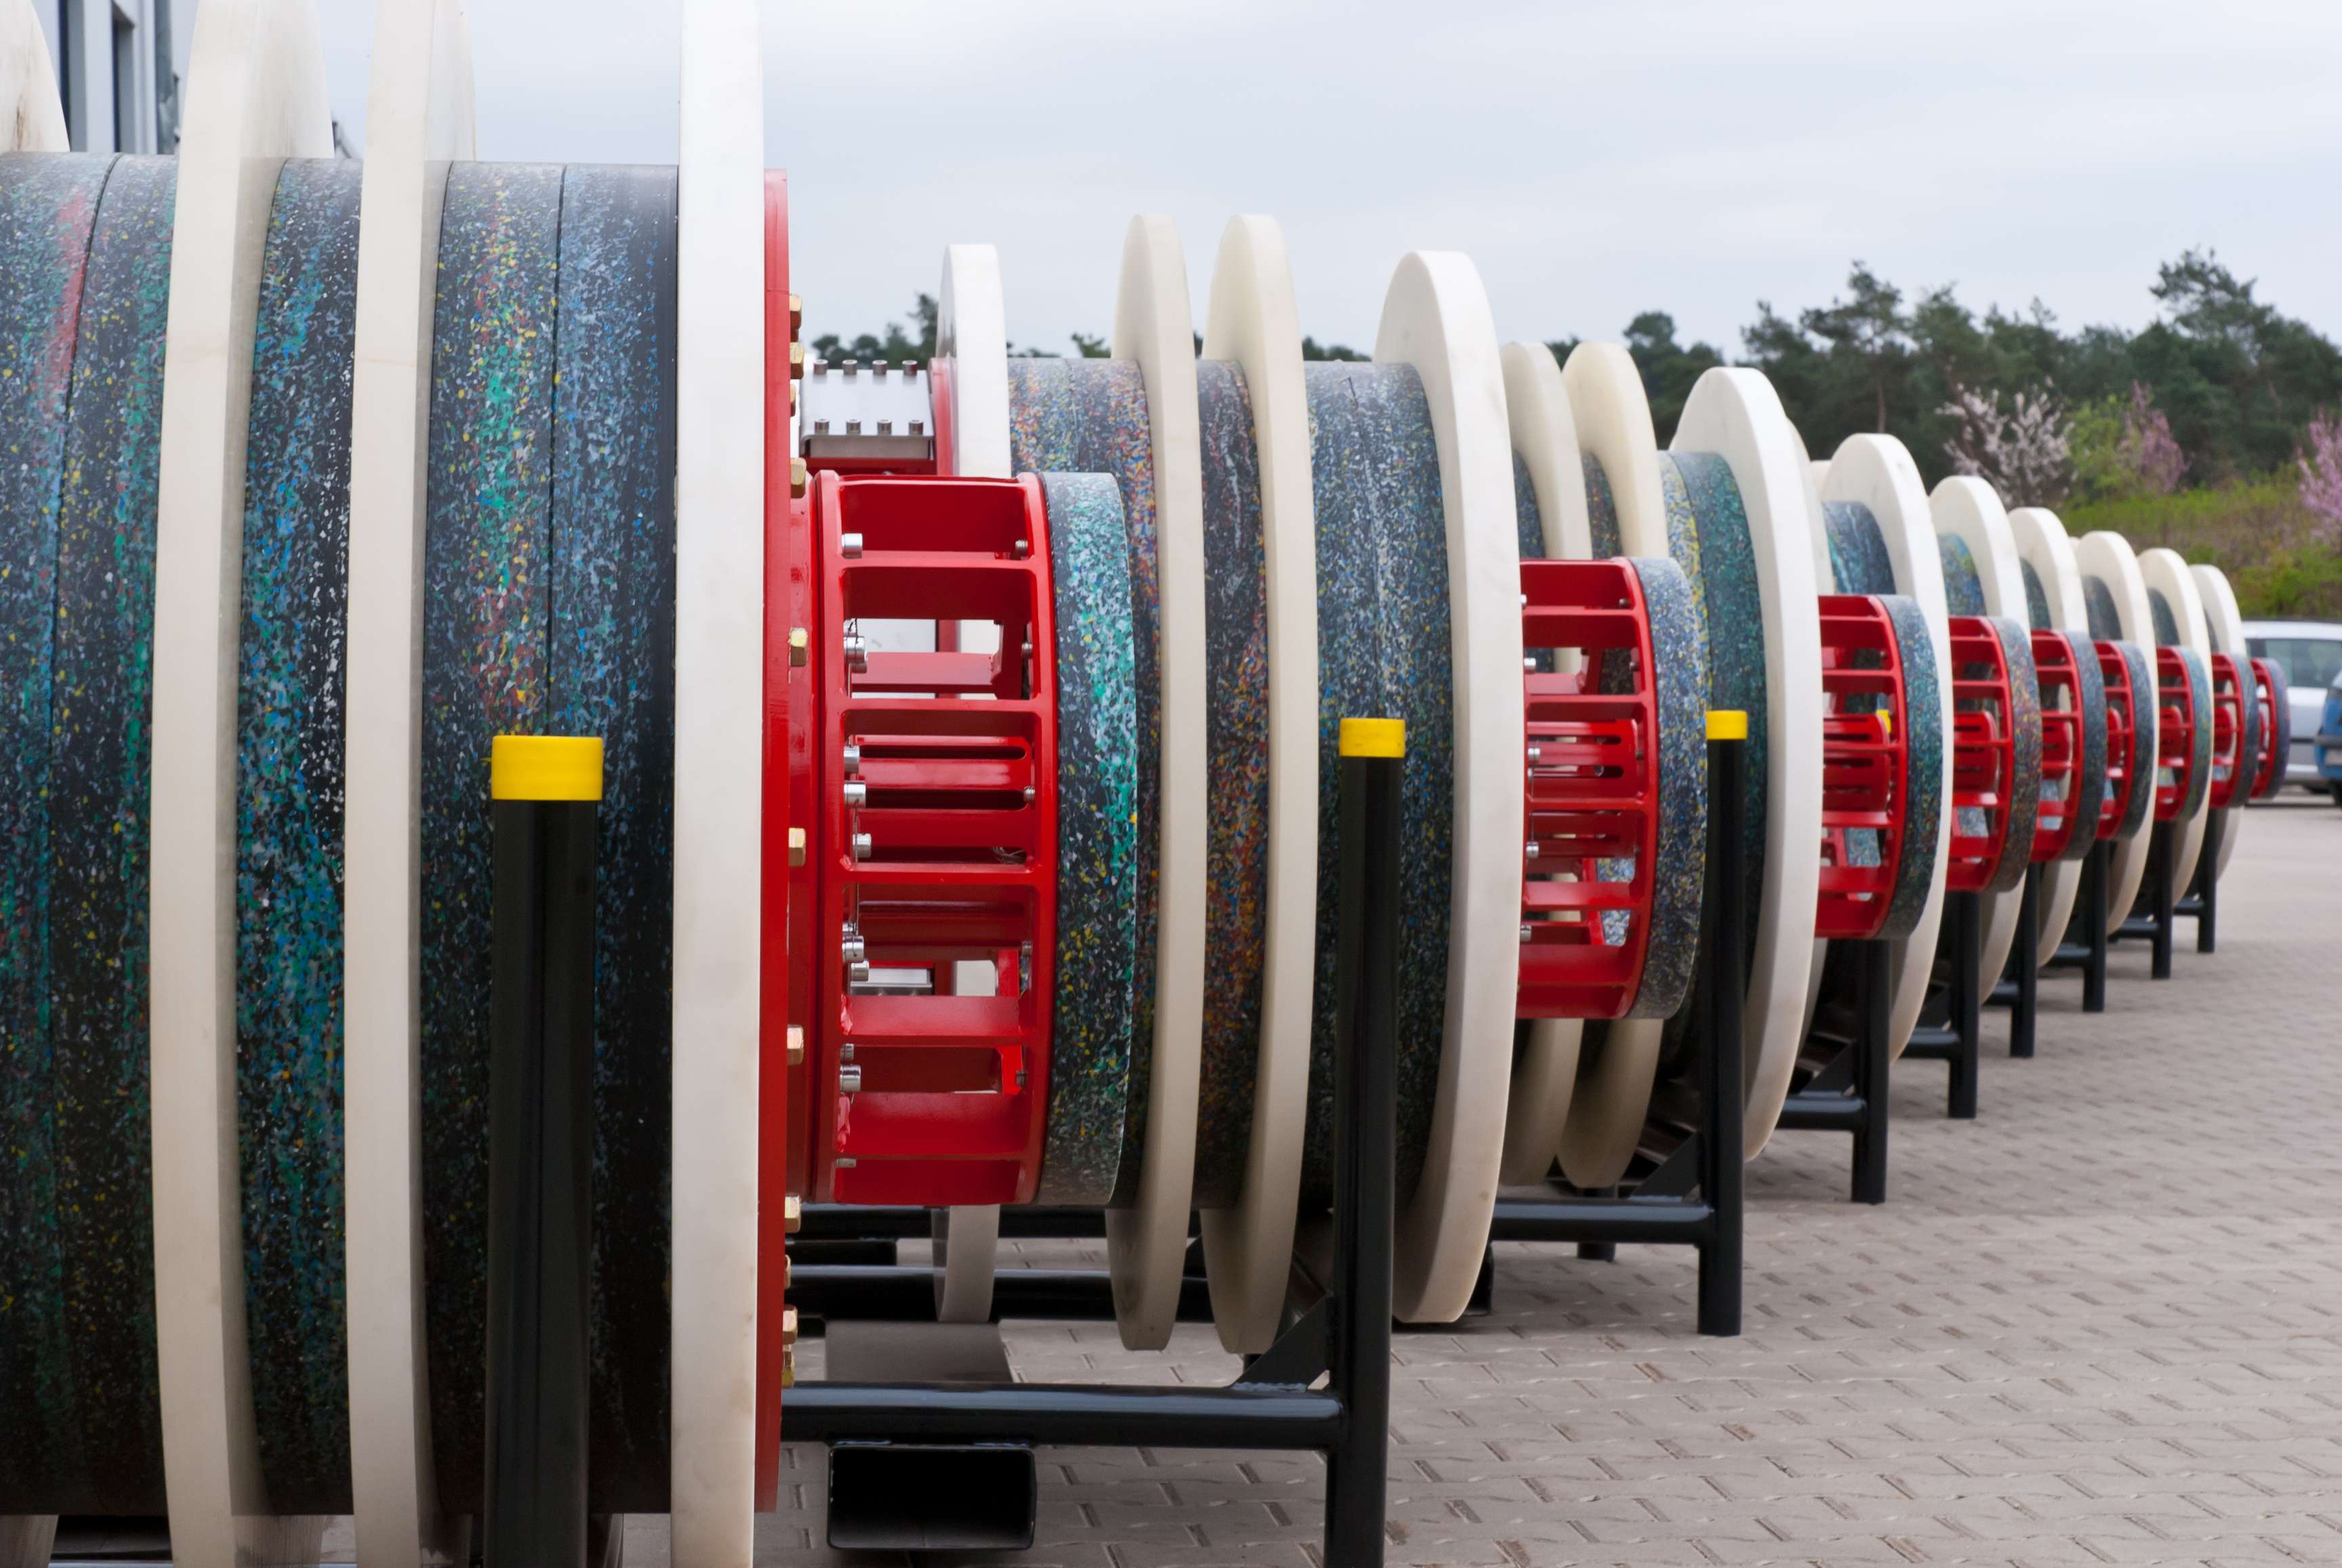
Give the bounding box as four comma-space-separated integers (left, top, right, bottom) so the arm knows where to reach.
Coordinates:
783, 1381, 1344, 1451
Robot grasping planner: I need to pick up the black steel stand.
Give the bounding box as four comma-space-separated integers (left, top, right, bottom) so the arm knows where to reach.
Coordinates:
2174, 807, 2223, 954
2112, 820, 2178, 979
781, 734, 1403, 1563
483, 758, 601, 1568
2042, 838, 2111, 1013
1480, 729, 1748, 1336
1902, 889, 1981, 1119
1777, 935, 1893, 1203
1983, 866, 2039, 1059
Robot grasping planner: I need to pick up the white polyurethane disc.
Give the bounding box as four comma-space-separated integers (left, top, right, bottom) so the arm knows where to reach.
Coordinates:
2194, 562, 2248, 878
343, 1, 473, 1562
938, 243, 1010, 479
1101, 213, 1206, 1351
2008, 506, 2092, 966
1928, 478, 2030, 998
1195, 215, 1318, 1355
1822, 436, 1954, 1062
928, 242, 1010, 1319
670, 0, 766, 1556
1673, 369, 1824, 1156
148, 3, 333, 1565
1496, 340, 1585, 1187
2139, 547, 2213, 894
1374, 251, 1524, 1323
2074, 530, 2161, 933
1550, 343, 1668, 1187
1, 0, 68, 150
930, 1204, 1002, 1321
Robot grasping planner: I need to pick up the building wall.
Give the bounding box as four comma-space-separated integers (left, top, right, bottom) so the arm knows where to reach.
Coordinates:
35, 0, 183, 154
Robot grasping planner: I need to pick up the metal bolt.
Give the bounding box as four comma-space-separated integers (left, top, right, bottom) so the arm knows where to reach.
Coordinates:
840, 1065, 862, 1094
844, 634, 868, 670
846, 419, 862, 436
1521, 924, 1535, 942
1525, 841, 1540, 861
843, 780, 867, 807
1022, 785, 1035, 804
788, 341, 805, 378
848, 959, 869, 983
787, 827, 806, 867
840, 1042, 857, 1063
789, 458, 807, 499
852, 832, 873, 861
785, 1194, 802, 1233
1011, 539, 1030, 558
786, 1025, 804, 1067
841, 934, 865, 964
788, 293, 802, 331
1523, 657, 1537, 672
841, 532, 863, 559
781, 1306, 799, 1348
813, 417, 830, 435
834, 1157, 857, 1170
909, 419, 926, 435
842, 743, 861, 775
788, 627, 808, 667
1525, 745, 1542, 763
842, 360, 857, 379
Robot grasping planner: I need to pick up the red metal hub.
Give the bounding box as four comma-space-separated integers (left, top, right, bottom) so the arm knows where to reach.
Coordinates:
1516, 558, 1667, 1020
2153, 646, 2200, 823
2029, 630, 2087, 863
2093, 641, 2141, 840
1944, 616, 2019, 894
1814, 596, 1913, 940
2205, 652, 2248, 810
2249, 657, 2284, 801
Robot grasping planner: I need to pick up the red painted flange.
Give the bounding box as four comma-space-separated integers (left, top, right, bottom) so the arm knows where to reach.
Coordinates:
756, 165, 794, 1508
2248, 657, 2285, 801
1815, 595, 1913, 941
1944, 616, 2019, 894
2205, 652, 2249, 810
2093, 641, 2142, 841
2154, 646, 2200, 823
2029, 630, 2087, 863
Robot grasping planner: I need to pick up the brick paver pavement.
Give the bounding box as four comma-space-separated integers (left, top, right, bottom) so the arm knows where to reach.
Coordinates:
655, 798, 2342, 1567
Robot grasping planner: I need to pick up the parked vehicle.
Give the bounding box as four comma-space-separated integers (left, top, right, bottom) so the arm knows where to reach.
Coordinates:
2322, 677, 2342, 804
2243, 619, 2342, 792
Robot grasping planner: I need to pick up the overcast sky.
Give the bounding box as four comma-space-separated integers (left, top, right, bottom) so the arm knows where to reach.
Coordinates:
314, 0, 2342, 360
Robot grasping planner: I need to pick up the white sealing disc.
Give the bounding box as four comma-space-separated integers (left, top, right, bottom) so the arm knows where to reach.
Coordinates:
1195, 215, 1319, 1355
1928, 478, 2032, 999
2139, 546, 2214, 893
148, 2, 334, 1563
344, 0, 473, 1562
2008, 507, 2093, 966
1822, 436, 1953, 1062
2194, 562, 2248, 878
1374, 251, 1524, 1323
1496, 340, 1586, 1187
0, 0, 68, 151
927, 243, 1011, 1320
1672, 369, 1824, 1156
1102, 214, 1207, 1351
1551, 343, 1669, 1187
2074, 530, 2161, 933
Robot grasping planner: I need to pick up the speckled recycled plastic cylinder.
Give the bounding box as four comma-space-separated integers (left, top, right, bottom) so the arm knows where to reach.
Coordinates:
2234, 644, 2262, 808
2108, 640, 2156, 838
0, 151, 180, 1517
2082, 575, 2122, 642
35, 154, 175, 1516
2057, 630, 2110, 863
417, 162, 682, 1515
1300, 363, 1452, 1202
1940, 534, 1986, 616
2171, 644, 2213, 822
545, 163, 678, 1513
2021, 558, 2053, 632
1583, 453, 1622, 556
1626, 555, 1708, 1018
1037, 471, 1141, 1205
1006, 358, 1158, 1207
1978, 616, 2042, 895
1191, 362, 1268, 1210
1822, 502, 1942, 941
234, 157, 363, 1514
2257, 659, 2291, 802
419, 160, 563, 1515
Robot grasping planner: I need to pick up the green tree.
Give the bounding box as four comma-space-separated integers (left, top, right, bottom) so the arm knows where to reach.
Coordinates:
1620, 313, 1723, 444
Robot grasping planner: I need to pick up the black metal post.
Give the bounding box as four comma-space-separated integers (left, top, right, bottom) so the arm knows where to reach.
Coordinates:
2193, 809, 2223, 954
1697, 729, 1746, 1337
1324, 727, 1399, 1568
1851, 938, 1891, 1204
2081, 840, 2108, 1013
1948, 890, 1980, 1120
484, 738, 602, 1568
2149, 820, 2175, 980
2009, 867, 2038, 1058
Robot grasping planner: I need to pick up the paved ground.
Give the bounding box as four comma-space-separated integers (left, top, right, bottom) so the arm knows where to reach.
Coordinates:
651, 796, 2342, 1567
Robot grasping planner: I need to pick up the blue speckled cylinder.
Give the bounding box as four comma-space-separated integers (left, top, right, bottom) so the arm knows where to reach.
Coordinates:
1006, 357, 1158, 1206
234, 157, 363, 1514
2021, 558, 2052, 631
2058, 630, 2110, 863
2108, 640, 2156, 838
1583, 453, 1622, 556
1192, 362, 1269, 1210
1037, 471, 1142, 1205
2171, 644, 2214, 822
1979, 616, 2042, 894
1626, 555, 1708, 1018
1876, 594, 1942, 941
1301, 363, 1452, 1202
2082, 575, 2122, 642
1940, 535, 1986, 616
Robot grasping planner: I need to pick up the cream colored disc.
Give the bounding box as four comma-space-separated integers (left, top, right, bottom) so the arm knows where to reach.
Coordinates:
928, 243, 1010, 1321
0, 0, 67, 151
148, 3, 333, 1565
342, 1, 473, 1562
1195, 215, 1319, 1355
1928, 478, 2030, 1000
670, 1, 768, 1556
2074, 531, 2161, 933
2007, 507, 2092, 966
1821, 436, 1953, 1062
1374, 251, 1524, 1323
2139, 547, 2213, 894
1101, 214, 1207, 1351
1673, 370, 1824, 1155
1551, 343, 1668, 1187
1496, 340, 1586, 1187
2194, 562, 2248, 878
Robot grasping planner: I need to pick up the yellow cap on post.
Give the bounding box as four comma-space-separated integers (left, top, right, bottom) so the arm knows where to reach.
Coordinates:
491, 736, 604, 802
1338, 717, 1405, 758
1705, 709, 1748, 741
